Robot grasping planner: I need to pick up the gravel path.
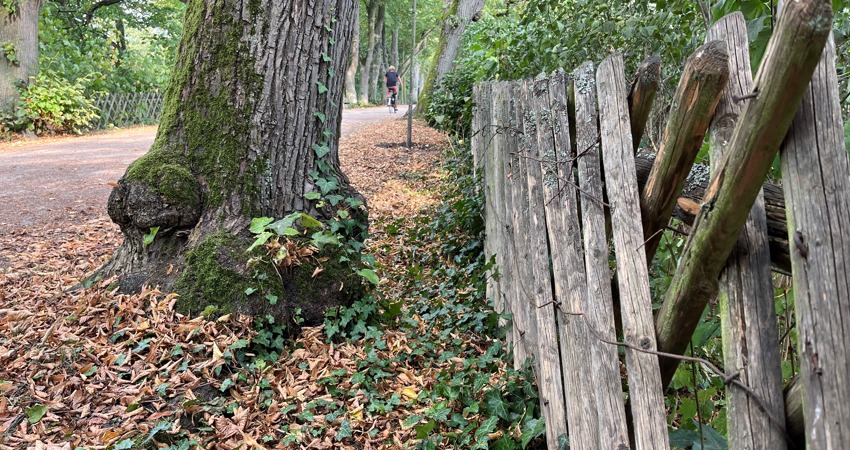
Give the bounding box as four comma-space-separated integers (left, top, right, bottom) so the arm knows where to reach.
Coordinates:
0, 106, 404, 233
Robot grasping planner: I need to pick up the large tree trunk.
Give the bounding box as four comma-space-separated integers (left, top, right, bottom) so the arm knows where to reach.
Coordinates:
358, 0, 378, 104
344, 12, 359, 105
99, 0, 365, 330
0, 0, 43, 111
417, 0, 485, 114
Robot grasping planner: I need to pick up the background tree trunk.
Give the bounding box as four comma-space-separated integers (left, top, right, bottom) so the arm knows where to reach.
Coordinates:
344, 14, 359, 105
390, 27, 398, 68
0, 0, 44, 111
358, 0, 378, 104
368, 4, 385, 103
99, 0, 364, 329
417, 0, 485, 114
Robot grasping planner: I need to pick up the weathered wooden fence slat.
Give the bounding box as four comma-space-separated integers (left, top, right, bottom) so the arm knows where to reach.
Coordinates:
596, 53, 669, 450
518, 79, 569, 450
706, 12, 789, 450
572, 61, 631, 449
780, 32, 850, 449
529, 74, 598, 450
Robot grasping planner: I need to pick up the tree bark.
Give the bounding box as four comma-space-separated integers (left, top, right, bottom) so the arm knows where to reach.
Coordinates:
0, 0, 44, 111
99, 0, 365, 329
358, 0, 378, 104
417, 0, 485, 114
344, 13, 359, 105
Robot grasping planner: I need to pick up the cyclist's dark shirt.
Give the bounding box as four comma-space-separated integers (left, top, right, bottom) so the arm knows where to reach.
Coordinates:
385, 71, 399, 87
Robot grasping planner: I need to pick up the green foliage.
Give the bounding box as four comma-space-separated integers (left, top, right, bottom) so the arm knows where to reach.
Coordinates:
422, 70, 476, 138
10, 71, 99, 134
1, 41, 18, 65
39, 0, 185, 94
462, 0, 702, 82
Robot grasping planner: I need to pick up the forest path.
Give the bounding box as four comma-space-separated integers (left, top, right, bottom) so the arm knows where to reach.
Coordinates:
0, 106, 403, 233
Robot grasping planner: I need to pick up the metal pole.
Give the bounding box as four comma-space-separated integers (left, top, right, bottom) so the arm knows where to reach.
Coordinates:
407, 0, 415, 148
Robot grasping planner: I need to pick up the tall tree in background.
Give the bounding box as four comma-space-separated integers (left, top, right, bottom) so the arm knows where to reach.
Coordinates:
344, 12, 359, 105
0, 0, 44, 110
99, 0, 365, 326
358, 0, 379, 104
368, 1, 385, 102
417, 0, 484, 112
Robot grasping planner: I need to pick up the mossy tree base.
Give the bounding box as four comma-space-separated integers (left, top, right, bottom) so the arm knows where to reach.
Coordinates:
97, 0, 364, 329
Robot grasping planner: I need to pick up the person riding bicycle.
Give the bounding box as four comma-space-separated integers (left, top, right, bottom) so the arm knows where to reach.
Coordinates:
385, 66, 401, 112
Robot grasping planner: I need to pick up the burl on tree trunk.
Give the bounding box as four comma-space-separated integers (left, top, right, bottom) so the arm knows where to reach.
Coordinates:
98, 0, 366, 329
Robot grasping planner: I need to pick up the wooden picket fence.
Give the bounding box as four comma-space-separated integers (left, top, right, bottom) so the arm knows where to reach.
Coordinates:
92, 92, 164, 129
472, 5, 849, 450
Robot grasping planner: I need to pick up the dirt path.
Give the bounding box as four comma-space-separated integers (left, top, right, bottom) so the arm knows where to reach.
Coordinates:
0, 106, 403, 233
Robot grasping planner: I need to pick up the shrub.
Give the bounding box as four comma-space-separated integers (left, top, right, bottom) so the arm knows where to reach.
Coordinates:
422, 70, 476, 139
16, 72, 99, 135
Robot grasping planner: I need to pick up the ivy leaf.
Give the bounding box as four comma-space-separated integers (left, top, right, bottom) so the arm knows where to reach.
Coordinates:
483, 390, 509, 420
311, 231, 340, 250
317, 81, 328, 94
356, 269, 380, 285
314, 111, 326, 123
220, 378, 234, 392
25, 404, 48, 424
691, 421, 728, 450
402, 414, 424, 427
265, 294, 278, 305
327, 194, 344, 206
336, 420, 352, 441
142, 226, 159, 248
316, 177, 339, 195
475, 415, 499, 441
142, 421, 173, 446
312, 143, 330, 159
230, 339, 249, 349
521, 417, 546, 448
305, 192, 322, 200
321, 52, 332, 62
413, 420, 436, 439
300, 213, 323, 229
113, 439, 134, 450
268, 213, 300, 235
245, 287, 256, 295
492, 435, 517, 450
246, 232, 273, 252
249, 217, 275, 234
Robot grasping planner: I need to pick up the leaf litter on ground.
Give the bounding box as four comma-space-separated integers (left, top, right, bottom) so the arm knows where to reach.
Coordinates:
0, 119, 533, 449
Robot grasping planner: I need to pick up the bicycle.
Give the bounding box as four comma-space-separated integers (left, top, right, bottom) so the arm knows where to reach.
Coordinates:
386, 88, 398, 113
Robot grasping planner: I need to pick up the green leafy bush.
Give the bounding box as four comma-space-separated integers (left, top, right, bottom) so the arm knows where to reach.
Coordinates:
15, 72, 99, 135
422, 70, 476, 139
